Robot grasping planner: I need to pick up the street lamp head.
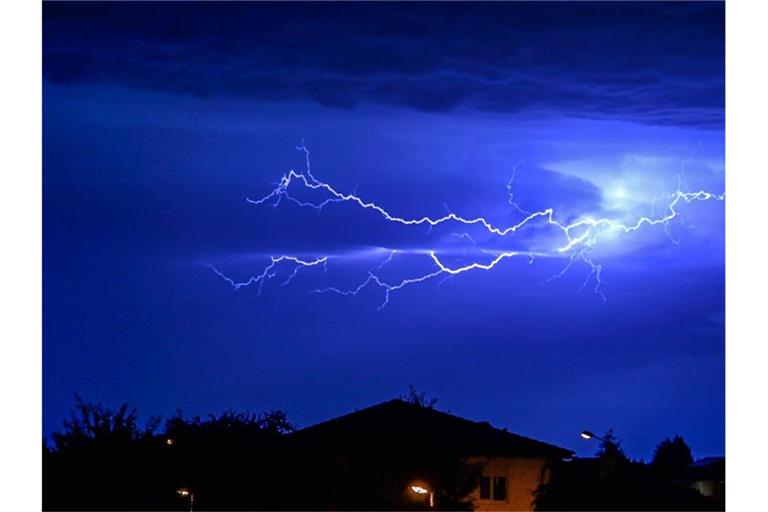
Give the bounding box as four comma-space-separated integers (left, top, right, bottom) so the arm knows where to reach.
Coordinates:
580, 430, 607, 442
176, 488, 194, 512
409, 483, 435, 509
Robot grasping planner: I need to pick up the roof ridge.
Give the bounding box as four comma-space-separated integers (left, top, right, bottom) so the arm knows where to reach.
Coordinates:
289, 398, 573, 456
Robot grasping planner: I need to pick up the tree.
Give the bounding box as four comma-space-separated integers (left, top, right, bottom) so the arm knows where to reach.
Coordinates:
401, 385, 438, 409
594, 429, 630, 478
652, 435, 694, 479
44, 396, 164, 510
44, 396, 295, 511
534, 430, 721, 511
51, 394, 159, 451
162, 409, 296, 509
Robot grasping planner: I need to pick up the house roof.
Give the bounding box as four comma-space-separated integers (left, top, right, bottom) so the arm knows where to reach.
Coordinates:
688, 456, 725, 481
288, 399, 573, 459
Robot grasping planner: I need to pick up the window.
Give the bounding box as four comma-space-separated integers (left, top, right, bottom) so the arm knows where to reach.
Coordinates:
479, 476, 491, 500
492, 477, 507, 501
479, 475, 507, 501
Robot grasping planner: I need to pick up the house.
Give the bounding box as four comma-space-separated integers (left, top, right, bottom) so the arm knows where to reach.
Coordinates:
687, 457, 725, 505
286, 399, 573, 511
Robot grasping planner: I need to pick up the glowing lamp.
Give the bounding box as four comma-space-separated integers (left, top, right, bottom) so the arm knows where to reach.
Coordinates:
409, 483, 435, 508
580, 430, 606, 442
176, 488, 195, 511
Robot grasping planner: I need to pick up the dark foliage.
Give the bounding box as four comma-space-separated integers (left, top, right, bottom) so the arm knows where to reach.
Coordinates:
44, 397, 293, 511
534, 430, 722, 511
652, 435, 694, 479
51, 395, 161, 451
593, 429, 630, 477
43, 395, 479, 510
401, 384, 439, 409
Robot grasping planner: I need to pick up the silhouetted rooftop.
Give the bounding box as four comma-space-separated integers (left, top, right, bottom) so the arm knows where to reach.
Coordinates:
288, 399, 573, 459
688, 457, 725, 480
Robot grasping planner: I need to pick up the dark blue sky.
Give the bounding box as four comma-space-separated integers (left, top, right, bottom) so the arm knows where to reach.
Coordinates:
43, 2, 724, 459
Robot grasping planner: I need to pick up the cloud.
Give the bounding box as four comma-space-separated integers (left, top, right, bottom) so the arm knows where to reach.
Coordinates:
43, 2, 724, 128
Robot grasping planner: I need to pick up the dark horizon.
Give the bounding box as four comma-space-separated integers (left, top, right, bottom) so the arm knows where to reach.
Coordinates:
43, 1, 725, 461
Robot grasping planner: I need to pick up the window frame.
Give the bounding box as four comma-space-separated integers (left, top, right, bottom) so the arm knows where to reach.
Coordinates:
478, 474, 508, 502
491, 476, 507, 501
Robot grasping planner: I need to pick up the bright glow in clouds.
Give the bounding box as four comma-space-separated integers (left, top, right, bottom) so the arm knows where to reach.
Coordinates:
207, 143, 724, 308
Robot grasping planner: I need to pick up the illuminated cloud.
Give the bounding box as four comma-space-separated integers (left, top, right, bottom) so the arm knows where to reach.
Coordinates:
206, 144, 723, 307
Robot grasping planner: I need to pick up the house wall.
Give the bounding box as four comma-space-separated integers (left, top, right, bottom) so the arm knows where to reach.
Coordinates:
690, 479, 725, 504
468, 457, 550, 512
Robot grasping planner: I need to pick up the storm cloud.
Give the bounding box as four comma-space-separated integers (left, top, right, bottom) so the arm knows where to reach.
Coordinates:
43, 2, 724, 128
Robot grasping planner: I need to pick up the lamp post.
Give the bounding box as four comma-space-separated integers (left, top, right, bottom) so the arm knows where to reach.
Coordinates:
177, 488, 194, 512
410, 484, 435, 508
580, 430, 606, 442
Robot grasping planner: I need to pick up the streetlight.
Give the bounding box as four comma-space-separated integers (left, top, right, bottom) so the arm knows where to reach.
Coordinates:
409, 484, 435, 508
580, 430, 606, 442
176, 487, 195, 512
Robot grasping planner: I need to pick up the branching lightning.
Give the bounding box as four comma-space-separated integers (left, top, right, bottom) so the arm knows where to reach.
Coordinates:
205, 255, 327, 295
207, 142, 724, 308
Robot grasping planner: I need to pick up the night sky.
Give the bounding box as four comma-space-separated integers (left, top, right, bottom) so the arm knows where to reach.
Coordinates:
43, 2, 725, 459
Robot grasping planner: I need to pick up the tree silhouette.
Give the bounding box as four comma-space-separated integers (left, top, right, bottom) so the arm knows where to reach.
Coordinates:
594, 429, 630, 479
44, 396, 166, 510
401, 385, 438, 409
651, 435, 694, 479
51, 394, 160, 450
162, 409, 295, 510
44, 396, 295, 511
534, 430, 721, 511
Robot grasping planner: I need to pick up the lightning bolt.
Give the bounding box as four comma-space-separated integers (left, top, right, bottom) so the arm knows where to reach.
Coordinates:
205, 255, 327, 295
207, 142, 724, 308
507, 158, 532, 217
